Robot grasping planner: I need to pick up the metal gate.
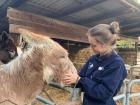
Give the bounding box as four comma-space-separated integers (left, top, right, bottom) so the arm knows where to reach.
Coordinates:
36, 79, 140, 105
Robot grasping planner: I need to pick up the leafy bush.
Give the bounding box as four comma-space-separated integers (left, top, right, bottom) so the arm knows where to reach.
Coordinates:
116, 40, 135, 48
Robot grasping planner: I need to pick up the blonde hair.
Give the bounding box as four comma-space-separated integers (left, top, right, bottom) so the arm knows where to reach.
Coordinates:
87, 21, 120, 46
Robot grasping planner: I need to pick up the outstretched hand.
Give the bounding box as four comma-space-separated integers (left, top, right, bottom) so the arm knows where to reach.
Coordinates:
63, 72, 80, 85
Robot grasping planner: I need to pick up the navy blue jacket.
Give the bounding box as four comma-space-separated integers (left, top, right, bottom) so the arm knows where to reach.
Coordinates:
76, 50, 127, 105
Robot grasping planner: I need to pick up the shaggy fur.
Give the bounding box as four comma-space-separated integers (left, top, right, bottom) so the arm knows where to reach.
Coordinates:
0, 29, 77, 105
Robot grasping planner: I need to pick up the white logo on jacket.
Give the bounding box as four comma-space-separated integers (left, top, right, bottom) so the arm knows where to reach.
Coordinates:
98, 67, 104, 71
88, 62, 94, 69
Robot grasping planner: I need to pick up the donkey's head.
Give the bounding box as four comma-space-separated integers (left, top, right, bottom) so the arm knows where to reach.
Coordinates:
19, 29, 77, 86
0, 31, 17, 63
41, 42, 77, 85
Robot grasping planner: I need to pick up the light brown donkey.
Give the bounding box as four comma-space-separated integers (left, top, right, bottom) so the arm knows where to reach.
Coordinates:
0, 29, 77, 105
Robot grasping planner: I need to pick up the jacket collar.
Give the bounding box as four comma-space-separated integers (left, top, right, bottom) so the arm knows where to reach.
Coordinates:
95, 50, 117, 62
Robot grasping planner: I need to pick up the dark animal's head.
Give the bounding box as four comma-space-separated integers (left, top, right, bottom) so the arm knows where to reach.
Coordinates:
0, 31, 17, 64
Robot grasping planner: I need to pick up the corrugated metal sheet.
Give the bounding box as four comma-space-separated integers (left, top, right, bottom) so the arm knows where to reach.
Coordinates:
0, 0, 140, 38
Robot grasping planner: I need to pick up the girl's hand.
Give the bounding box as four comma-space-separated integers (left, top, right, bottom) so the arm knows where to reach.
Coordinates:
63, 72, 80, 85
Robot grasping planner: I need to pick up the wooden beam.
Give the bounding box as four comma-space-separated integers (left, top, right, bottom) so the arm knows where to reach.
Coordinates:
7, 8, 89, 43
9, 23, 89, 43
10, 23, 139, 43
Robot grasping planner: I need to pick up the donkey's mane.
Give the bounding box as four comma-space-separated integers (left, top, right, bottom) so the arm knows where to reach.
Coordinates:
1, 45, 43, 75
1, 28, 67, 74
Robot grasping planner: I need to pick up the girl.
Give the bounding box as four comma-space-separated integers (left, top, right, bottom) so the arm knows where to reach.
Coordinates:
63, 21, 127, 105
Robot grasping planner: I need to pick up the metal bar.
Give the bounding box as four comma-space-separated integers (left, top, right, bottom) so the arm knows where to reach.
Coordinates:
121, 22, 140, 30
113, 94, 125, 101
123, 27, 140, 34
129, 93, 140, 98
122, 31, 140, 37
42, 89, 56, 104
113, 80, 127, 105
48, 81, 73, 93
38, 80, 140, 105
76, 0, 139, 25
120, 0, 140, 12
36, 95, 55, 105
126, 79, 140, 105
120, 15, 140, 26
123, 81, 127, 105
75, 9, 130, 25
48, 81, 65, 89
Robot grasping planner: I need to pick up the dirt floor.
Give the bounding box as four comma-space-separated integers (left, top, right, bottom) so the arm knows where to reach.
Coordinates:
32, 83, 140, 105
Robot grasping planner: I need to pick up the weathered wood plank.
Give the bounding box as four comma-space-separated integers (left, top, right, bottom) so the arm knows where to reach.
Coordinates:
10, 24, 89, 43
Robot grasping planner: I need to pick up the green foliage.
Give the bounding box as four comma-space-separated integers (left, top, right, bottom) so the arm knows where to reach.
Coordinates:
116, 40, 135, 48
134, 0, 140, 4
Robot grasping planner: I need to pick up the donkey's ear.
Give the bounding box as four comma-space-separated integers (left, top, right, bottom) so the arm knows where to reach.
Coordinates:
2, 31, 8, 36
1, 31, 13, 41
0, 34, 2, 41
1, 31, 8, 40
